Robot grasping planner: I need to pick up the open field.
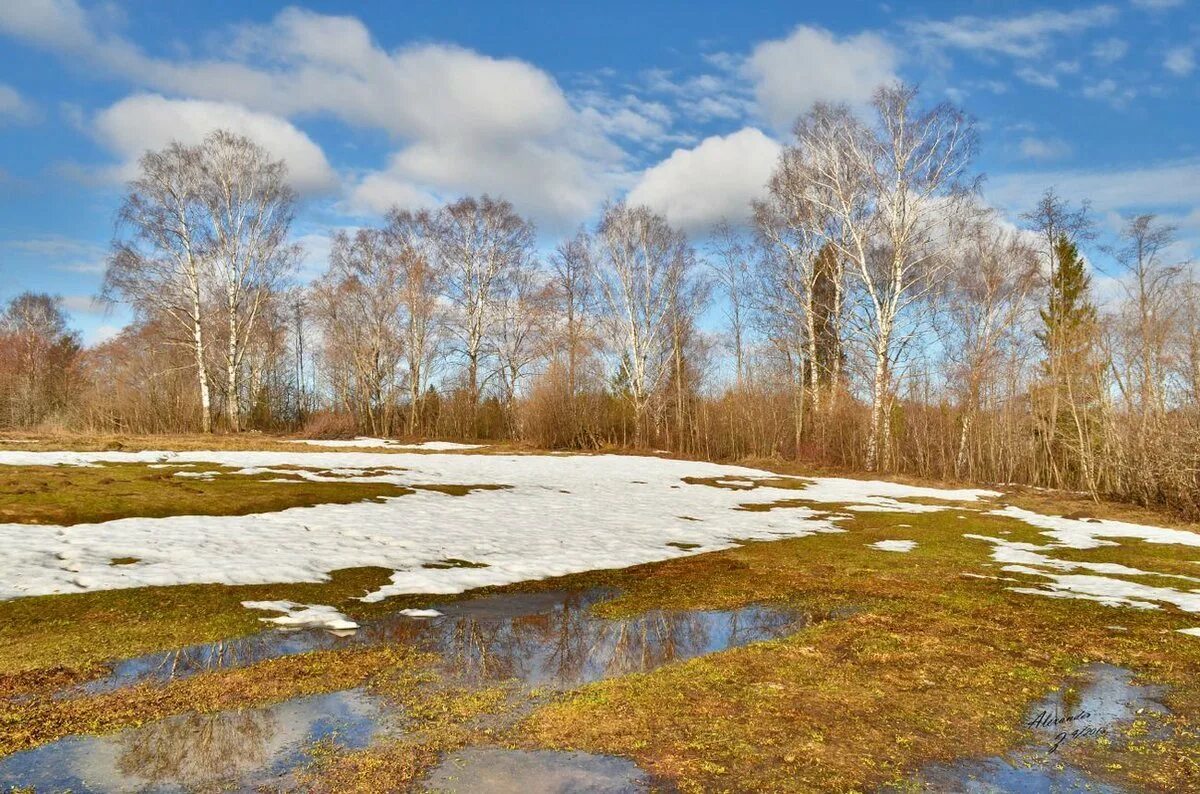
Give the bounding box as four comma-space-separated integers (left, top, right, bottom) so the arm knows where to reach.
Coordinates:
1, 437, 1199, 792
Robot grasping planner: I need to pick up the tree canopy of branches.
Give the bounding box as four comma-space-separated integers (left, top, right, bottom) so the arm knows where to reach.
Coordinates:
28, 85, 1200, 517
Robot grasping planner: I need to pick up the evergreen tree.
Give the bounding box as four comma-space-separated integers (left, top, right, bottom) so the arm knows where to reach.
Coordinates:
1038, 234, 1098, 371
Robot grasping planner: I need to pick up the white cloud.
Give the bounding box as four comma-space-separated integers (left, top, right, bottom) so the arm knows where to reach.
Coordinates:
0, 3, 628, 227
1091, 37, 1128, 62
988, 158, 1200, 217
61, 294, 103, 315
1132, 0, 1184, 8
626, 128, 781, 232
4, 235, 107, 273
1015, 68, 1060, 89
0, 83, 35, 123
1018, 137, 1072, 161
908, 6, 1118, 59
1165, 46, 1196, 76
745, 25, 899, 129
1082, 78, 1137, 107
85, 324, 121, 345
91, 94, 338, 194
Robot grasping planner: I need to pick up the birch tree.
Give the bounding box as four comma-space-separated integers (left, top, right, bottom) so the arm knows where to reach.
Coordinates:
796, 85, 978, 470
311, 228, 405, 435
549, 230, 598, 398
199, 131, 299, 433
944, 215, 1038, 477
707, 221, 752, 389
105, 141, 214, 432
592, 203, 694, 446
385, 208, 445, 434
434, 196, 535, 420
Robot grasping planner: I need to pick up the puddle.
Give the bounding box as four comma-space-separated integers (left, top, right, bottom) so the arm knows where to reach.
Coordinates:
11, 589, 817, 792
0, 689, 392, 793
906, 752, 1128, 793
424, 747, 651, 793
895, 663, 1167, 793
75, 588, 814, 694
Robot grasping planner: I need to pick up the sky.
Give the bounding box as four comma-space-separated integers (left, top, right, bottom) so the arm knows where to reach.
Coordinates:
0, 0, 1197, 344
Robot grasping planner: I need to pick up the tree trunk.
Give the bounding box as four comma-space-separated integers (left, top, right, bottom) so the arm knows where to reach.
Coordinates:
866, 350, 889, 471
191, 290, 212, 434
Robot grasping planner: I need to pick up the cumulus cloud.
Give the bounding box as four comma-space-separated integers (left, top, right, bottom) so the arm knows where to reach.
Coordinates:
745, 26, 899, 128
0, 83, 35, 123
626, 128, 781, 232
0, 2, 627, 227
87, 95, 337, 193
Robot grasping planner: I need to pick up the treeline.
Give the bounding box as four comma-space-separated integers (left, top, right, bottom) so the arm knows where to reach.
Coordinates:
3, 84, 1199, 515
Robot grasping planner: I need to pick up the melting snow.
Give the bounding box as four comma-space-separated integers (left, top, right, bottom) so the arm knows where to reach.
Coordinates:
291, 437, 486, 451
990, 506, 1200, 549
242, 600, 359, 631
1177, 628, 1200, 637
968, 534, 1200, 613
397, 608, 443, 618
869, 540, 916, 552
0, 449, 995, 603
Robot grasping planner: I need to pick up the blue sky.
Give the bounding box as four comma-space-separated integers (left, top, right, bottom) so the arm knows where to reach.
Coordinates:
1, 0, 1197, 343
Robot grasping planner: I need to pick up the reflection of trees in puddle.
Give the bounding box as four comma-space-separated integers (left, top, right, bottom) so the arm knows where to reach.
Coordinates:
9, 593, 808, 793
116, 709, 275, 790
363, 591, 802, 689
81, 589, 807, 697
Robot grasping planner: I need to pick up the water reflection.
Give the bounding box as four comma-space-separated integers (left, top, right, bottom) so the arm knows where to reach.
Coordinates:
8, 589, 814, 792
0, 689, 388, 793
896, 663, 1168, 793
79, 588, 811, 694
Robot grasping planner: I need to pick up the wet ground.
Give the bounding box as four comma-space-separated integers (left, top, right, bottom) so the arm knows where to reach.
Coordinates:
898, 663, 1171, 793
0, 587, 814, 792
424, 747, 653, 793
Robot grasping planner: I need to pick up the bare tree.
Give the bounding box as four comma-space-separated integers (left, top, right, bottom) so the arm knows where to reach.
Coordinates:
707, 221, 753, 389
200, 131, 299, 432
105, 141, 214, 432
549, 230, 599, 398
311, 228, 404, 435
795, 85, 979, 469
592, 203, 694, 447
434, 196, 536, 425
0, 293, 81, 427
1110, 214, 1183, 420
386, 208, 445, 435
943, 214, 1039, 477
494, 263, 551, 429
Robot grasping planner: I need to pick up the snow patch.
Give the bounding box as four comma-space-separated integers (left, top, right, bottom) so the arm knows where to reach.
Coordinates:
397, 608, 443, 618
291, 437, 486, 451
242, 600, 359, 631
990, 506, 1200, 549
869, 540, 916, 553
0, 449, 999, 603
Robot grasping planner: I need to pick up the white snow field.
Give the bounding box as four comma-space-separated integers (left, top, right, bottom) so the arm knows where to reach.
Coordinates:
0, 449, 995, 603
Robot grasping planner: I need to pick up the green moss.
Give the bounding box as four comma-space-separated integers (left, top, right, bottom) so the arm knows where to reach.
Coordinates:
0, 462, 415, 525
